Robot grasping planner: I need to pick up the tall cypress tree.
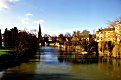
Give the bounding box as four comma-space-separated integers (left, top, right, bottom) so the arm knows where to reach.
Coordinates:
0, 29, 2, 48
38, 24, 42, 41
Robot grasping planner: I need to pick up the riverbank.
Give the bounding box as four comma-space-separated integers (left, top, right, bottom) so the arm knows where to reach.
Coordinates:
0, 46, 39, 72
53, 40, 121, 59
0, 47, 15, 55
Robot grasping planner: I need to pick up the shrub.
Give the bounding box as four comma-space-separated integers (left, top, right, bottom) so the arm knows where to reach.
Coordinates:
15, 31, 39, 57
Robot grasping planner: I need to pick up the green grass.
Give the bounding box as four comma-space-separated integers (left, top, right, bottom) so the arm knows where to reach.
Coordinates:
0, 49, 15, 56
0, 42, 16, 56
0, 48, 15, 56
0, 50, 8, 55
2, 42, 4, 47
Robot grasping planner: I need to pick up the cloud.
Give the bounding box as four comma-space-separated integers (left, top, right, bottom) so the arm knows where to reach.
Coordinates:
17, 16, 29, 24
34, 20, 45, 24
17, 16, 28, 20
25, 13, 33, 16
0, 0, 9, 11
21, 19, 28, 24
8, 0, 20, 2
0, 0, 20, 11
17, 13, 33, 24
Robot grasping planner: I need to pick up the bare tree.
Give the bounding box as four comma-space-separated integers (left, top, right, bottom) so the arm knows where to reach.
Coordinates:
107, 17, 121, 28
65, 32, 71, 37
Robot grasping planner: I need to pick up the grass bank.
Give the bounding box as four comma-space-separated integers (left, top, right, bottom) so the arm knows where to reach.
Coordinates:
0, 45, 15, 56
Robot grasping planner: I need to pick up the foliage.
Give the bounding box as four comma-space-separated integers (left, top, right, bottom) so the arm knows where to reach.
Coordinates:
3, 27, 18, 48
71, 31, 81, 45
81, 39, 88, 51
42, 34, 50, 42
58, 34, 66, 45
0, 29, 2, 48
65, 32, 71, 37
87, 40, 98, 55
15, 31, 39, 55
81, 30, 90, 34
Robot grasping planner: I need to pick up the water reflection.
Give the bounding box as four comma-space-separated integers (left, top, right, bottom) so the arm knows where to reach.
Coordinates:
0, 71, 4, 79
58, 51, 99, 63
97, 58, 121, 80
0, 46, 121, 80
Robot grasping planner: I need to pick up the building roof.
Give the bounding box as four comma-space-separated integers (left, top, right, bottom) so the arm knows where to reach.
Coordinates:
96, 28, 115, 33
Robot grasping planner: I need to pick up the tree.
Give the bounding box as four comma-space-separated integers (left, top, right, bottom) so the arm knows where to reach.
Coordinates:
58, 34, 66, 45
65, 32, 71, 37
15, 31, 39, 56
0, 29, 2, 48
65, 32, 71, 41
107, 17, 121, 28
81, 30, 90, 34
3, 27, 18, 48
43, 34, 50, 42
71, 31, 81, 45
107, 17, 121, 42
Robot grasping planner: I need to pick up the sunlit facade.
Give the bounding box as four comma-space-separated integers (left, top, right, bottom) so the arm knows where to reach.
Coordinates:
115, 24, 121, 42
96, 28, 116, 42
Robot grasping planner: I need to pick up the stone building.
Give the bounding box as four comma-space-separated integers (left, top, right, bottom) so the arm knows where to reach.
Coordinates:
96, 24, 121, 58
96, 28, 116, 42
115, 24, 121, 42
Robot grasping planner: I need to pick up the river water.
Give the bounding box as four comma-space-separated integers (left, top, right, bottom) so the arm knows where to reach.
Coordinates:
0, 46, 121, 80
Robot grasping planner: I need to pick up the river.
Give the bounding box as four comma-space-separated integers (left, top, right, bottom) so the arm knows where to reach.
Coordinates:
0, 46, 121, 80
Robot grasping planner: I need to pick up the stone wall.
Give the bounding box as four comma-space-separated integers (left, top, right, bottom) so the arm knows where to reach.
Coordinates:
112, 42, 121, 58
98, 41, 121, 58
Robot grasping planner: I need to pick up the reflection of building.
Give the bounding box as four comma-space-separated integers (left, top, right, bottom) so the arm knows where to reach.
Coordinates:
96, 28, 115, 42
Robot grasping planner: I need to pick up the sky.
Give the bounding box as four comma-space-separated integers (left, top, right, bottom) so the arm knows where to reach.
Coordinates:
0, 0, 121, 35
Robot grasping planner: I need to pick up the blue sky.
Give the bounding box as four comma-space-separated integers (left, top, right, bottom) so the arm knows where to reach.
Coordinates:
0, 0, 121, 35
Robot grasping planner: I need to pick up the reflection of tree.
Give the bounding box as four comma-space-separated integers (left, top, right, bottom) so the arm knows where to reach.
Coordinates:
1, 62, 37, 79
58, 51, 99, 63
